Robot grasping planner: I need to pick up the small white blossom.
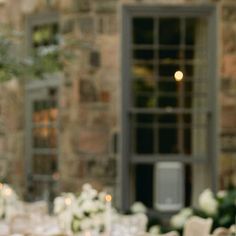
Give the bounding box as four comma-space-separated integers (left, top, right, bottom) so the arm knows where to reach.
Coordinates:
170, 213, 187, 229
199, 189, 218, 216
37, 45, 58, 56
53, 196, 65, 214
82, 183, 92, 192
217, 190, 227, 199
130, 202, 147, 214
180, 208, 193, 217
149, 225, 161, 235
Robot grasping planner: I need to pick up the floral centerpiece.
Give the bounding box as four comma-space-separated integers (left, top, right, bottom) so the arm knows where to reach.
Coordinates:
0, 183, 18, 219
169, 188, 236, 234
54, 184, 109, 234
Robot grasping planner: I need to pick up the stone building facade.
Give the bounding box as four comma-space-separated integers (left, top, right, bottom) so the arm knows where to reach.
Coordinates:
0, 0, 235, 211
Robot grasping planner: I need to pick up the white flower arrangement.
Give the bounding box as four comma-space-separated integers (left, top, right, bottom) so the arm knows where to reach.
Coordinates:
0, 183, 18, 219
53, 183, 109, 234
199, 189, 218, 216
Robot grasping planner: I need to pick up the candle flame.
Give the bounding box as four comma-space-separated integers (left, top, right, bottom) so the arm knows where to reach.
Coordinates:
65, 197, 72, 206
105, 194, 112, 202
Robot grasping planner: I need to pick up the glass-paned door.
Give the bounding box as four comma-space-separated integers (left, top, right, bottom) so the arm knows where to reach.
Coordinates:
26, 80, 60, 205
121, 5, 219, 211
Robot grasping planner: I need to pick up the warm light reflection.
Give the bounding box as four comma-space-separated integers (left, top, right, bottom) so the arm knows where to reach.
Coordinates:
4, 188, 12, 196
105, 194, 112, 202
65, 197, 72, 206
174, 70, 184, 81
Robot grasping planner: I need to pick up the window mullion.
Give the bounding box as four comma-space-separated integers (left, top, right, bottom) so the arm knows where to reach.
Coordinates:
154, 17, 159, 154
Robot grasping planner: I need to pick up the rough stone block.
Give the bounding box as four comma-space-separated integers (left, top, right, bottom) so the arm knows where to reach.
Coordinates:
78, 129, 109, 154
80, 79, 98, 102
222, 54, 236, 79
61, 18, 75, 34
95, 0, 117, 13
78, 17, 95, 35
90, 51, 101, 68
74, 0, 91, 12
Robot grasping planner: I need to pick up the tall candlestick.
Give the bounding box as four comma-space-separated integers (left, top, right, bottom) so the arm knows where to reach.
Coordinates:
105, 194, 112, 236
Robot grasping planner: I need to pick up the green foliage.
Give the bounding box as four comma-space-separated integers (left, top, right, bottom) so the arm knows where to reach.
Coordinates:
214, 189, 236, 229
0, 32, 63, 82
0, 36, 22, 81
24, 50, 62, 79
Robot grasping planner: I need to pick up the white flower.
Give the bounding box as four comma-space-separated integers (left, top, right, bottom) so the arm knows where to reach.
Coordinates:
38, 45, 58, 56
88, 189, 98, 199
54, 196, 65, 214
98, 192, 106, 201
170, 213, 187, 229
80, 218, 93, 231
58, 209, 73, 233
82, 183, 92, 192
199, 189, 218, 216
130, 202, 147, 214
170, 207, 193, 229
217, 190, 227, 199
149, 225, 161, 235
1, 184, 17, 202
53, 193, 76, 215
180, 208, 193, 217
81, 200, 95, 213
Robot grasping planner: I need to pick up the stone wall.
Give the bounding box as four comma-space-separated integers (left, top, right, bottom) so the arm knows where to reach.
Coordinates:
220, 1, 236, 187
0, 80, 25, 195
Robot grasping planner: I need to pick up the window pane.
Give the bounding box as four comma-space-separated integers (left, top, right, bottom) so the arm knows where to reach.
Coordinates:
184, 128, 192, 154
185, 64, 194, 76
135, 127, 154, 154
158, 81, 177, 93
185, 49, 195, 60
159, 64, 180, 77
158, 49, 181, 61
159, 18, 181, 45
133, 18, 154, 45
49, 128, 57, 148
33, 155, 57, 175
137, 114, 155, 123
158, 114, 177, 124
158, 128, 178, 153
158, 95, 178, 108
185, 18, 196, 45
133, 75, 155, 108
33, 23, 59, 48
133, 50, 154, 63
135, 164, 153, 207
33, 128, 49, 148
132, 64, 154, 81
134, 93, 155, 108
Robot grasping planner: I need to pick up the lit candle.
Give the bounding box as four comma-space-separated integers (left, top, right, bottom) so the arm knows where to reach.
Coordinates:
105, 194, 112, 236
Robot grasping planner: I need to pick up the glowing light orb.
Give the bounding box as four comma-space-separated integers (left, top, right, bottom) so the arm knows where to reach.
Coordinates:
174, 71, 184, 81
